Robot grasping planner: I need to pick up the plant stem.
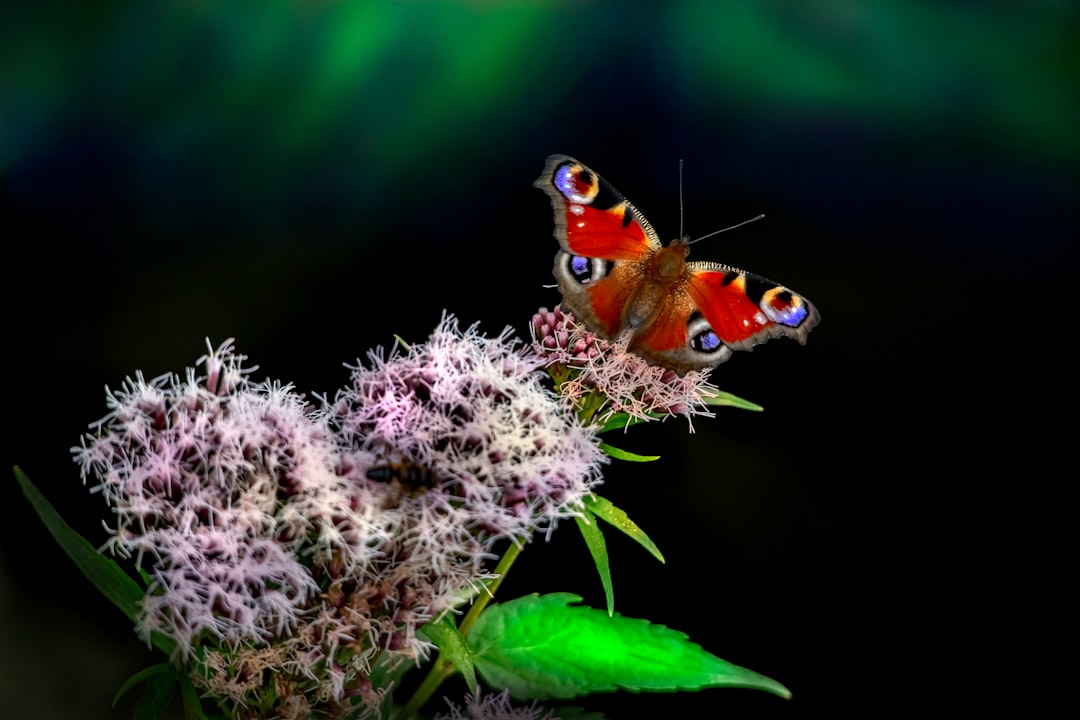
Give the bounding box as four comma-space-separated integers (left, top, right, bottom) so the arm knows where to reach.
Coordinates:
397, 539, 526, 718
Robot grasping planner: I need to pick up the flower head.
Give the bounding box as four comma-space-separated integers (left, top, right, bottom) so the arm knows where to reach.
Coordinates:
73, 339, 325, 658
328, 314, 606, 544
531, 305, 723, 430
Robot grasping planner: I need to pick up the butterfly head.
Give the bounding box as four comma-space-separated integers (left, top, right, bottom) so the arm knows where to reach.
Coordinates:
647, 241, 690, 283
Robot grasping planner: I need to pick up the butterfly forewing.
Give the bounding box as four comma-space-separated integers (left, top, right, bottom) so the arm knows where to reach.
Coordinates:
537, 155, 662, 258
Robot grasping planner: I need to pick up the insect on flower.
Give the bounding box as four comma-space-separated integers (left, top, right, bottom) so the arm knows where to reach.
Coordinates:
365, 456, 439, 502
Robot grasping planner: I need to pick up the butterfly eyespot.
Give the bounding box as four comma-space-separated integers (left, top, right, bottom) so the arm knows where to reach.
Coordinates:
691, 330, 721, 352
561, 253, 610, 286
687, 315, 723, 354
760, 287, 809, 327
554, 164, 599, 205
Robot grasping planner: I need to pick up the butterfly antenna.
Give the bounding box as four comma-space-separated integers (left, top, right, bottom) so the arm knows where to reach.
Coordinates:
687, 213, 765, 245
678, 158, 685, 239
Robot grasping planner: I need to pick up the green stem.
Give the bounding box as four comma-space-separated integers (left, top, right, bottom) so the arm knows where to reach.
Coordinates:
397, 539, 526, 719
459, 539, 522, 638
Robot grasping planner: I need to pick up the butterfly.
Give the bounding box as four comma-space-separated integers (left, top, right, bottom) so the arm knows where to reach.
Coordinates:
534, 154, 820, 375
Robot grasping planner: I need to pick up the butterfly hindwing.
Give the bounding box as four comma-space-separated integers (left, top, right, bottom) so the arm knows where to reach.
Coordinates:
687, 263, 819, 350
552, 251, 644, 337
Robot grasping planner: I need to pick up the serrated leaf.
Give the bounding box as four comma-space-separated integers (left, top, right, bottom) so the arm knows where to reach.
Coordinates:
583, 495, 664, 564
597, 443, 660, 462
420, 616, 478, 694
574, 511, 614, 616
469, 593, 790, 701
703, 391, 763, 412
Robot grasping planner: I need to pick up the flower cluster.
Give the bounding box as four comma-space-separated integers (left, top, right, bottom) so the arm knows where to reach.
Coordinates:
73, 316, 606, 718
530, 305, 722, 430
328, 317, 606, 545
433, 690, 559, 720
74, 346, 326, 657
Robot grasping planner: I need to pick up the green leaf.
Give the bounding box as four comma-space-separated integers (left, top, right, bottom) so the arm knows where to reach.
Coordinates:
469, 593, 791, 701
553, 709, 609, 720
597, 442, 660, 462
703, 390, 763, 412
420, 615, 478, 695
574, 511, 614, 616
14, 466, 143, 622
135, 666, 178, 720
13, 467, 178, 658
178, 672, 211, 720
113, 663, 176, 707
370, 647, 418, 718
583, 495, 664, 564
596, 392, 763, 434
596, 412, 657, 433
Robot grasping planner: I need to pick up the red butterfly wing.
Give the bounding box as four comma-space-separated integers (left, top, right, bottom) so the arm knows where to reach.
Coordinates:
562, 203, 654, 260
537, 155, 661, 338
535, 155, 662, 259
687, 265, 819, 350
580, 262, 644, 335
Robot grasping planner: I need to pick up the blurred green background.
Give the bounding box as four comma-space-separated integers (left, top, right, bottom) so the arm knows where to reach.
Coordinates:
2, 2, 1074, 717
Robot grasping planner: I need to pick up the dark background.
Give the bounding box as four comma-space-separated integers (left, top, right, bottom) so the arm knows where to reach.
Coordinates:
2, 2, 1073, 718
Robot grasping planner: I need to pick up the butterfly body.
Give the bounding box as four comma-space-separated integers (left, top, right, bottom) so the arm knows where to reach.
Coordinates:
535, 154, 820, 374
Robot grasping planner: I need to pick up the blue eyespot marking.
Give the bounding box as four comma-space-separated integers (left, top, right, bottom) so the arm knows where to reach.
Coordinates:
692, 329, 721, 352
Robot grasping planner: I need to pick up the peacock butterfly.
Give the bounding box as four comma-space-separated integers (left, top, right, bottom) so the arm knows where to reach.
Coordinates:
534, 154, 820, 375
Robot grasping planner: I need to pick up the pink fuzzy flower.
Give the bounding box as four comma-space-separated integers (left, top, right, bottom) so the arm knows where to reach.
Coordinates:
73, 321, 608, 712
530, 305, 723, 430
74, 339, 323, 659
329, 314, 606, 544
